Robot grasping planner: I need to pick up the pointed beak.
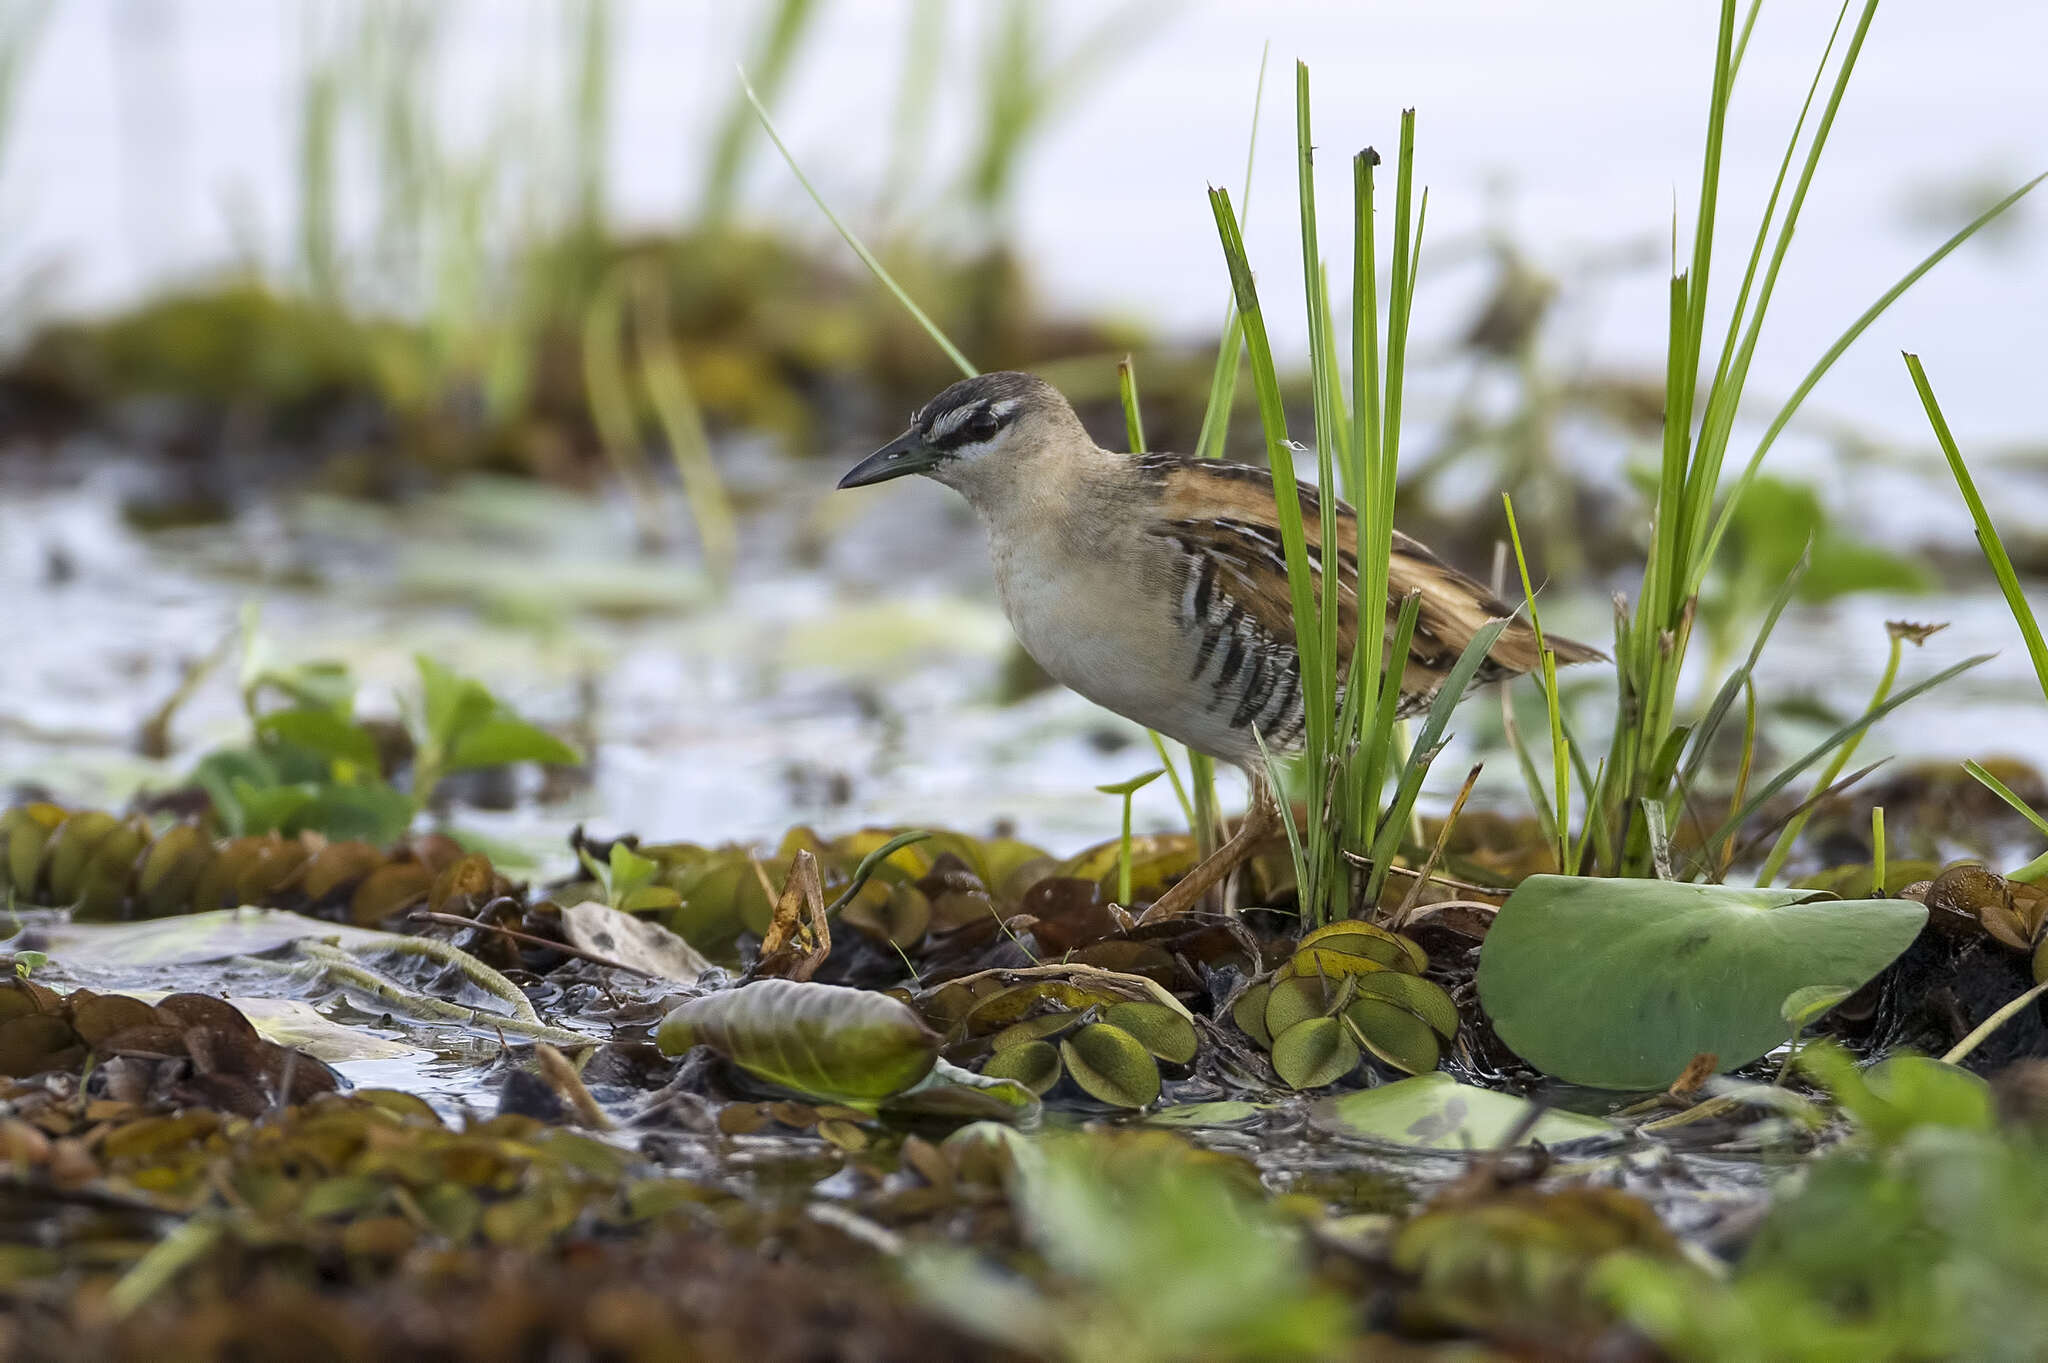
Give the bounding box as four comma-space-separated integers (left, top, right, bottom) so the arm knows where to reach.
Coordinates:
838, 429, 940, 489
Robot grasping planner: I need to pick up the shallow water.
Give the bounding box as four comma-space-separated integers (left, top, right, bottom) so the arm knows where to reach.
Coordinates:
6, 450, 2046, 873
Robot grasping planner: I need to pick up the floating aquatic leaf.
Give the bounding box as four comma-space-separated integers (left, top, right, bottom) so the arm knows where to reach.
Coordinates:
1798, 1044, 1993, 1144
1231, 979, 1274, 1047
961, 980, 1121, 1036
1350, 971, 1460, 1041
1478, 876, 1927, 1089
841, 881, 932, 948
989, 1012, 1079, 1051
981, 1040, 1062, 1096
1289, 946, 1393, 982
1102, 1000, 1199, 1065
0, 803, 65, 897
1343, 998, 1442, 1075
1059, 1023, 1160, 1108
1297, 919, 1429, 973
1271, 1016, 1360, 1089
1310, 1073, 1616, 1150
1263, 974, 1332, 1040
657, 978, 940, 1106
46, 811, 148, 918
1781, 984, 1853, 1029
882, 1057, 1039, 1122
133, 823, 213, 916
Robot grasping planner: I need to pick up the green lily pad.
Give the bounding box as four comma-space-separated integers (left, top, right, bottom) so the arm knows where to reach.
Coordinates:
1102, 1001, 1198, 1065
1310, 1072, 1617, 1150
1270, 1016, 1360, 1089
657, 978, 940, 1105
982, 1040, 1063, 1096
1059, 1023, 1161, 1108
1477, 875, 1927, 1089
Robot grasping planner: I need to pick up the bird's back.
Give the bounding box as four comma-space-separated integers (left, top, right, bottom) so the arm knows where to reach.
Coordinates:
991, 450, 1598, 768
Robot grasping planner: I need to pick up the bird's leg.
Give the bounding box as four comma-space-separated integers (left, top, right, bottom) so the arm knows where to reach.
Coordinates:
1135, 769, 1281, 926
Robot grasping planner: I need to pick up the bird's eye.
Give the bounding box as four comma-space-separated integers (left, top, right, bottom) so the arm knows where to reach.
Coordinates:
965, 410, 1002, 441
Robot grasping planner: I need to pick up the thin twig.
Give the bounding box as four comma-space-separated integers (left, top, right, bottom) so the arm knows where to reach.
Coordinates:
1389, 764, 1483, 931
409, 909, 661, 980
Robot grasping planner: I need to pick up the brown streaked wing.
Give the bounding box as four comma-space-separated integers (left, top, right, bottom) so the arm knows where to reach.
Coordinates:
1142, 455, 1589, 706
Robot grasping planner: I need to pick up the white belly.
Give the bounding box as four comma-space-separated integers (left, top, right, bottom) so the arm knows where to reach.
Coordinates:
993, 535, 1255, 764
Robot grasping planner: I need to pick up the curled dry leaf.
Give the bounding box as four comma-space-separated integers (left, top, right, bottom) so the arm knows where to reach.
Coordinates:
756, 850, 830, 982
559, 901, 714, 982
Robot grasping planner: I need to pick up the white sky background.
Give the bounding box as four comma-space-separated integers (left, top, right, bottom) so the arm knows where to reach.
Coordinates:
7, 0, 2045, 443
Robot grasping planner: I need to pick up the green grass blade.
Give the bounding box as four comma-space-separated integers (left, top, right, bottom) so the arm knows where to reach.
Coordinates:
1117, 356, 1146, 452
1365, 618, 1509, 899
741, 67, 976, 379
1194, 42, 1269, 463
1694, 169, 2048, 592
1964, 760, 2048, 844
1675, 547, 1809, 795
1906, 353, 2048, 703
1699, 652, 1994, 860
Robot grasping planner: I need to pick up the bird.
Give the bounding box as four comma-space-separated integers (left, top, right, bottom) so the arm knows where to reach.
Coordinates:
838, 370, 1600, 922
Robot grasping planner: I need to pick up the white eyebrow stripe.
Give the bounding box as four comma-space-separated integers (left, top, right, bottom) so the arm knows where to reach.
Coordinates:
989, 397, 1021, 419
930, 403, 980, 442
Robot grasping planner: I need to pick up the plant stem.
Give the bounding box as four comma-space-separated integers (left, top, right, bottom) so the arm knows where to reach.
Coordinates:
1757, 626, 1904, 885
1942, 980, 2048, 1067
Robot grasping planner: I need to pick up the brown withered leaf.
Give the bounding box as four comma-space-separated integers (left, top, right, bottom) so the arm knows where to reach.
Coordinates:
756, 850, 830, 982
1667, 1052, 1719, 1098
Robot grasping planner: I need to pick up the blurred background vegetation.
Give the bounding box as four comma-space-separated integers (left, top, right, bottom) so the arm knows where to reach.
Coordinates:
1, 0, 2043, 863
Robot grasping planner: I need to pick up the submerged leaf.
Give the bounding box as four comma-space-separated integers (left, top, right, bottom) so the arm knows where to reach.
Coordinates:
1143, 1100, 1270, 1129
1311, 1073, 1616, 1150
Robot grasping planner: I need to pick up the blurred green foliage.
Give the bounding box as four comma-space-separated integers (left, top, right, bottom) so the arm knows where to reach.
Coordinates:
194, 640, 577, 846
1603, 1047, 2048, 1363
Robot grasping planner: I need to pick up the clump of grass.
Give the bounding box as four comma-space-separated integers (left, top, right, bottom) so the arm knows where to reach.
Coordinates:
1213, 68, 1507, 927
1519, 0, 2041, 880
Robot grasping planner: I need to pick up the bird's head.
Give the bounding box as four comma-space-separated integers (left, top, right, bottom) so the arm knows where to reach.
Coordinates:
837, 371, 1086, 505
